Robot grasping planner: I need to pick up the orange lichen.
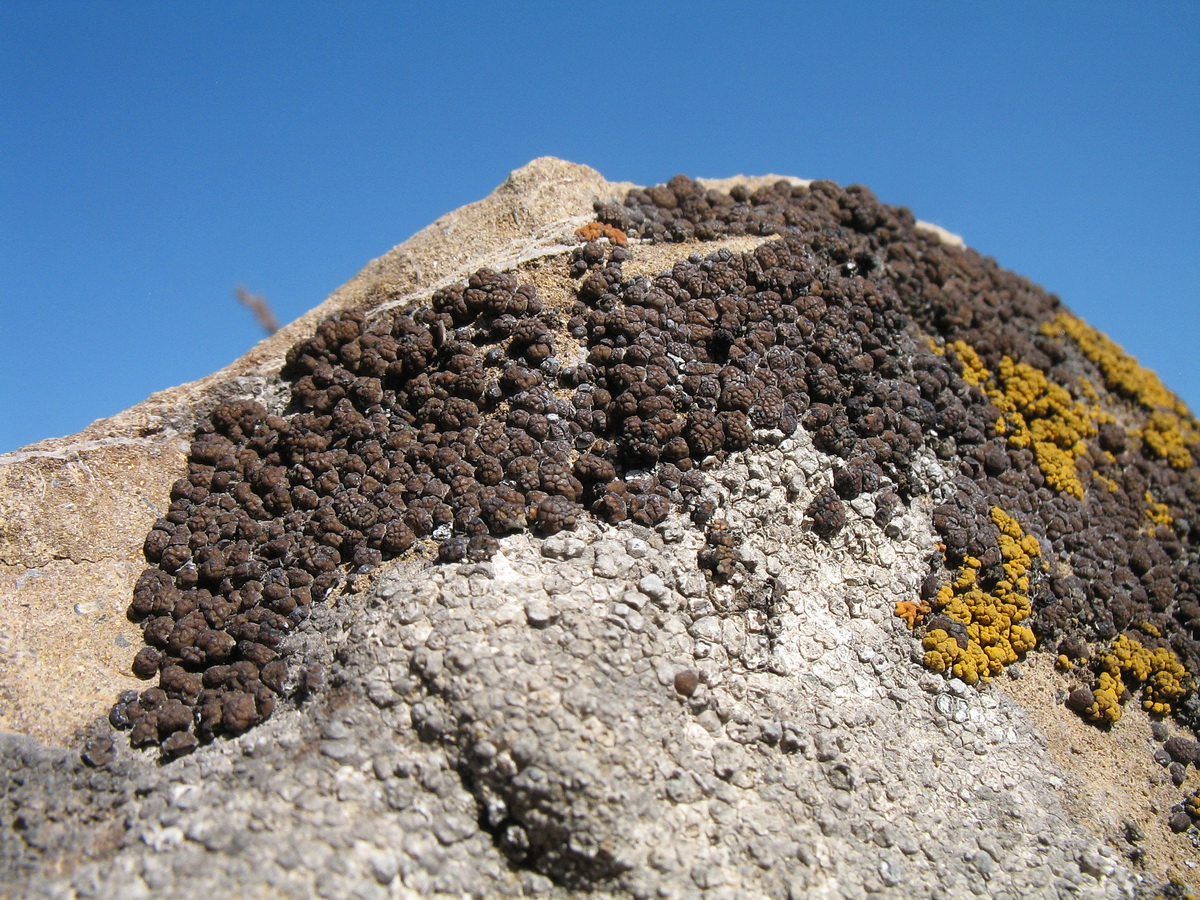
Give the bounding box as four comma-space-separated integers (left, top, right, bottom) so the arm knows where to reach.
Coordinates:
575, 222, 629, 246
895, 598, 930, 628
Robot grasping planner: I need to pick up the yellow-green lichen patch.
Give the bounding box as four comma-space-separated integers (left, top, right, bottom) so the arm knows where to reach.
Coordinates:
919, 507, 1039, 684
1081, 634, 1193, 725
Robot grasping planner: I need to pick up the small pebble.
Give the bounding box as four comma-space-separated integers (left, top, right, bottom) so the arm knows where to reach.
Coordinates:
674, 670, 699, 697
524, 598, 554, 627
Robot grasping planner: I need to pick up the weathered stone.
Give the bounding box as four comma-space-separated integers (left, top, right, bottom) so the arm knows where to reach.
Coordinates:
0, 159, 1193, 899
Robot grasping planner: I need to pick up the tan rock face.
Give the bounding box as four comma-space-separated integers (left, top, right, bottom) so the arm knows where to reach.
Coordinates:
0, 439, 186, 742
0, 157, 629, 744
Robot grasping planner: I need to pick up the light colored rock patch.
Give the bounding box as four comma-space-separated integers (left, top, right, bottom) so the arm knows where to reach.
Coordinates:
1002, 652, 1200, 884
12, 430, 1144, 898
320, 432, 1138, 898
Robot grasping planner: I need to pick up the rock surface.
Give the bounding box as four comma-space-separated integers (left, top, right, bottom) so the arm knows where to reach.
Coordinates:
1, 159, 1197, 897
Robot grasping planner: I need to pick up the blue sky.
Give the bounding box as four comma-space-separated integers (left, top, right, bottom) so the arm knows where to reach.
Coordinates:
2, 2, 1197, 454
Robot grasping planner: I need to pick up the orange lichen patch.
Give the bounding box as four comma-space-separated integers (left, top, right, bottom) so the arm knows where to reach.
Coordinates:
920, 506, 1039, 684
924, 335, 945, 356
575, 222, 628, 246
1081, 634, 1193, 725
895, 598, 930, 628
1040, 311, 1199, 469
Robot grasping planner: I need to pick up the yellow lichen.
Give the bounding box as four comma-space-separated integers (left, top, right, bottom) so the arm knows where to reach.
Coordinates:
1040, 311, 1199, 469
924, 335, 945, 356
1144, 490, 1174, 528
1140, 411, 1195, 469
946, 339, 1102, 499
1092, 471, 1120, 493
1040, 312, 1189, 414
987, 356, 1100, 499
1079, 378, 1100, 404
919, 507, 1039, 684
947, 340, 988, 386
1082, 634, 1193, 723
1085, 669, 1124, 725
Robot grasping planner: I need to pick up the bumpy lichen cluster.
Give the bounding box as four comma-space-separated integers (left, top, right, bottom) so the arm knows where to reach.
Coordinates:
921, 507, 1039, 684
1041, 312, 1198, 469
989, 356, 1103, 500
947, 340, 1103, 499
1145, 490, 1175, 529
1040, 312, 1191, 417
1080, 634, 1192, 725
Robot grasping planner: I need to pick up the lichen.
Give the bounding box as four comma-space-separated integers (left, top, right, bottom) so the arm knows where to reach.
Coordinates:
1040, 311, 1198, 469
946, 340, 987, 387
1145, 490, 1174, 529
988, 356, 1101, 499
1040, 311, 1190, 415
1141, 411, 1196, 470
946, 339, 1102, 499
919, 507, 1039, 684
1081, 634, 1193, 724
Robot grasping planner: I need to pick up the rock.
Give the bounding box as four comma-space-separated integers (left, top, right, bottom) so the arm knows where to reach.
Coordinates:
0, 159, 1195, 899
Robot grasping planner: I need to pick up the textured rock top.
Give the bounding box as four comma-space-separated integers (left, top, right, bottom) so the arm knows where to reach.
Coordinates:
2, 158, 1198, 897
